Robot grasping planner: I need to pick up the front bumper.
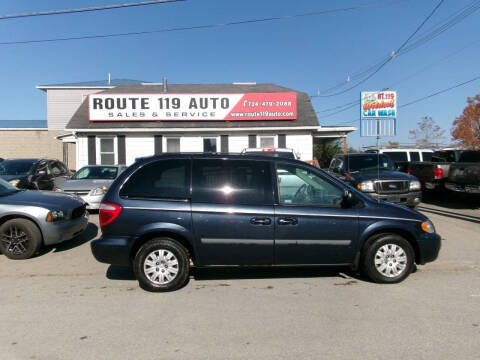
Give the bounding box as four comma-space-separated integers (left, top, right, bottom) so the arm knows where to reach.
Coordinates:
42, 212, 89, 246
91, 236, 132, 266
416, 232, 441, 265
369, 191, 422, 207
79, 194, 103, 210
445, 182, 480, 194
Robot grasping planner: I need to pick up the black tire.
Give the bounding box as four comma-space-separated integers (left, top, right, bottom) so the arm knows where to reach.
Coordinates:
133, 238, 190, 292
0, 218, 42, 260
362, 234, 414, 284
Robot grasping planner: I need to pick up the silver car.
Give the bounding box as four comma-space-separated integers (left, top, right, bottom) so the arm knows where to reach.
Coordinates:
0, 178, 89, 259
55, 165, 127, 210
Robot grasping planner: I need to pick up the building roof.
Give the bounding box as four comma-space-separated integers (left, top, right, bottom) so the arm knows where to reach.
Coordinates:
37, 79, 149, 89
66, 83, 320, 130
0, 120, 47, 129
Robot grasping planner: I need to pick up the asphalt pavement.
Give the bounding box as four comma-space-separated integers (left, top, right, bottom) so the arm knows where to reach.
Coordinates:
1, 199, 479, 360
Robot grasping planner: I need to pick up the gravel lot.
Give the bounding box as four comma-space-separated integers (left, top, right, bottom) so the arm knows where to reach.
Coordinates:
1, 199, 479, 360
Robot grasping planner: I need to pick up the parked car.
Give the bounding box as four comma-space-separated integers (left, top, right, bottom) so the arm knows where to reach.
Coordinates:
241, 147, 300, 159
90, 154, 440, 292
366, 148, 433, 172
55, 165, 127, 210
0, 178, 89, 259
0, 158, 71, 190
408, 149, 464, 191
328, 153, 422, 208
445, 150, 480, 197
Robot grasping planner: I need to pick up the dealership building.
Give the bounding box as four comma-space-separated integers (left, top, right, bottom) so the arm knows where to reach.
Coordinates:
1, 79, 355, 170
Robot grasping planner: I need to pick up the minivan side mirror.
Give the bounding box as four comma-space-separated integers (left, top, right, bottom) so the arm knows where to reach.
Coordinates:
342, 190, 356, 208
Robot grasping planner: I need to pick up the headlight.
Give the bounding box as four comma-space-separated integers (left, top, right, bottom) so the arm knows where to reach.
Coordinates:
46, 210, 65, 222
8, 179, 20, 187
357, 180, 375, 193
421, 220, 435, 234
89, 186, 108, 196
410, 180, 421, 191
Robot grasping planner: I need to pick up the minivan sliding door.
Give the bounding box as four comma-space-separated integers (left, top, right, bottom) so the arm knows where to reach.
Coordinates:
191, 159, 274, 266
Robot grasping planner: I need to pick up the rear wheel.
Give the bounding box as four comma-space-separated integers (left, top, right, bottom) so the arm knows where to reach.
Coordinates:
362, 234, 414, 283
0, 219, 42, 260
133, 238, 190, 292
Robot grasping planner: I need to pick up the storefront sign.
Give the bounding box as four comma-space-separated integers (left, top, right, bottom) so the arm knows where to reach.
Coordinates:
88, 92, 297, 121
361, 91, 397, 119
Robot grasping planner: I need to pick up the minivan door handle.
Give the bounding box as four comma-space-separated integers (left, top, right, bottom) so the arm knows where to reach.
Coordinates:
250, 218, 271, 225
278, 217, 298, 225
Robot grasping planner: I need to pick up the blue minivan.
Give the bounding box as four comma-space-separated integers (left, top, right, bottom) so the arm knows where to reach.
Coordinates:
91, 154, 441, 292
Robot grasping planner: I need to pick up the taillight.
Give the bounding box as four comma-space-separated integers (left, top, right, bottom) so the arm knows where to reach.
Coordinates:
407, 166, 411, 174
99, 202, 122, 227
433, 167, 443, 180
262, 148, 275, 152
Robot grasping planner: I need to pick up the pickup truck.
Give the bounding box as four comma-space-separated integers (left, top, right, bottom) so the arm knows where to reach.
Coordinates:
407, 150, 464, 191
445, 150, 480, 197
329, 153, 422, 208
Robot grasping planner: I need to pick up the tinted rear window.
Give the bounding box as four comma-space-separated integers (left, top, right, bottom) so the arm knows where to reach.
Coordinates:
422, 152, 432, 161
192, 159, 272, 205
459, 151, 480, 162
432, 151, 455, 162
120, 159, 190, 199
383, 152, 408, 162
410, 152, 420, 161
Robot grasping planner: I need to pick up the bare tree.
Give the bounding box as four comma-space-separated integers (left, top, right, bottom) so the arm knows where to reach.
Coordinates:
409, 116, 445, 148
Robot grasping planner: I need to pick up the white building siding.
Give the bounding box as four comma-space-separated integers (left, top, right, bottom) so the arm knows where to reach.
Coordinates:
126, 136, 154, 165
76, 136, 89, 170
180, 136, 203, 152
47, 89, 105, 130
228, 135, 249, 153
286, 134, 313, 160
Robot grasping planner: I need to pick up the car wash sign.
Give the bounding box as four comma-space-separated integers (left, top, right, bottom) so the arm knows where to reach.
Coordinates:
88, 93, 297, 121
361, 91, 397, 118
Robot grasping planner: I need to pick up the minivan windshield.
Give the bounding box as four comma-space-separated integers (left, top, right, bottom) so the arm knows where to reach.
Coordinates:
0, 178, 20, 197
0, 160, 36, 176
346, 155, 395, 172
72, 166, 118, 180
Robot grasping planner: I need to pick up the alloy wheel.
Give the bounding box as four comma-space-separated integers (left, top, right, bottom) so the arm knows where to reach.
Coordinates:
1, 226, 29, 256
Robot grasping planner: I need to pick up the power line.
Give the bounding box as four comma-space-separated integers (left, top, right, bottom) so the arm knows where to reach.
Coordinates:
0, 0, 185, 20
315, 36, 480, 115
399, 75, 480, 108
312, 0, 445, 98
326, 75, 480, 126
314, 0, 480, 98
0, 0, 410, 46
318, 0, 480, 96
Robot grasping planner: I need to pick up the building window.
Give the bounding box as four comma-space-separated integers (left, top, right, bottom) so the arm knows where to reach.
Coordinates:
166, 137, 180, 153
259, 136, 275, 148
98, 137, 116, 165
203, 137, 217, 152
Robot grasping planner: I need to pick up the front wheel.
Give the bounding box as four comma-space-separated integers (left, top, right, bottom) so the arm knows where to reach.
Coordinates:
362, 234, 414, 283
133, 238, 190, 292
0, 218, 42, 259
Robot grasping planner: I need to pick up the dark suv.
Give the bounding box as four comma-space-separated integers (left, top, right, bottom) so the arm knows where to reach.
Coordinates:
91, 154, 440, 291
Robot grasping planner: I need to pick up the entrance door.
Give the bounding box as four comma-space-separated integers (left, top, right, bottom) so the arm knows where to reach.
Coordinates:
274, 162, 358, 265
191, 158, 274, 266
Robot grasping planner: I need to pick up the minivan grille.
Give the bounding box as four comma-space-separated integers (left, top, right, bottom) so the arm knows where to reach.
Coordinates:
375, 180, 409, 194
71, 204, 86, 219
